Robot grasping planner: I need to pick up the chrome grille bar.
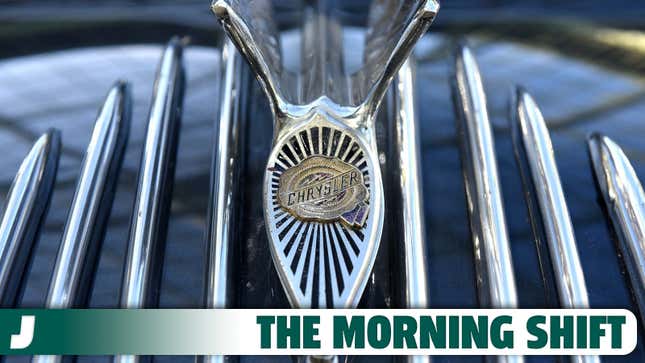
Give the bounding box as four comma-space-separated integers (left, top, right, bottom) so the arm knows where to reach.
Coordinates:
512, 89, 598, 363
451, 45, 523, 363
198, 40, 242, 363
32, 81, 131, 363
0, 129, 60, 308
115, 38, 185, 363
394, 58, 430, 363
394, 58, 430, 310
588, 134, 645, 326
451, 45, 519, 308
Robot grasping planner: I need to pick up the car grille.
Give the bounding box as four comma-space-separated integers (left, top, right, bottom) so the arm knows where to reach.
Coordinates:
0, 3, 644, 363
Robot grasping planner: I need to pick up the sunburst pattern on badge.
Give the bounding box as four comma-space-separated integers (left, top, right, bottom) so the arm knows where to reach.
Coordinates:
266, 123, 376, 308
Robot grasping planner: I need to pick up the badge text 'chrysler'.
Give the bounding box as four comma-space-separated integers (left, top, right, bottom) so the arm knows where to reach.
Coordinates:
278, 156, 368, 228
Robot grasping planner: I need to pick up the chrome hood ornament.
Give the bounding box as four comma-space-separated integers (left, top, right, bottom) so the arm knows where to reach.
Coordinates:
212, 0, 439, 308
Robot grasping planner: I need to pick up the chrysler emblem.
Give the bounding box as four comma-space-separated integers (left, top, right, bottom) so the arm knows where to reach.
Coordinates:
278, 156, 369, 228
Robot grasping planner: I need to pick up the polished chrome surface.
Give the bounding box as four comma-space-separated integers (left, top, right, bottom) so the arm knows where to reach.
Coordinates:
452, 45, 522, 363
452, 45, 519, 308
115, 38, 185, 363
48, 81, 131, 308
394, 59, 429, 309
512, 89, 598, 363
0, 130, 60, 308
32, 82, 131, 363
513, 89, 591, 307
212, 0, 439, 130
394, 59, 430, 363
199, 40, 241, 363
588, 134, 645, 325
212, 0, 439, 311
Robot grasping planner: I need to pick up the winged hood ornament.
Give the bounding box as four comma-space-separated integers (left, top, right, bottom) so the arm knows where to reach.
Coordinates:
212, 0, 439, 308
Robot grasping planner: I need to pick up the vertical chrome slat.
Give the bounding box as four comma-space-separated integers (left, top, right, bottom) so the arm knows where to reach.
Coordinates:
512, 89, 599, 363
197, 40, 242, 363
32, 82, 131, 363
394, 58, 430, 363
451, 45, 519, 308
451, 45, 523, 363
115, 38, 185, 363
588, 134, 645, 326
0, 129, 61, 307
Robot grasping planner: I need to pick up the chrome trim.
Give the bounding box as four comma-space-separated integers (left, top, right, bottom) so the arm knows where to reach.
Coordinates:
211, 0, 441, 311
211, 0, 439, 130
198, 40, 242, 363
50, 81, 131, 308
32, 82, 131, 363
115, 38, 185, 363
394, 59, 430, 363
212, 9, 439, 363
512, 89, 598, 363
452, 45, 519, 310
452, 45, 522, 363
513, 89, 591, 307
395, 59, 429, 309
0, 130, 60, 307
588, 134, 645, 326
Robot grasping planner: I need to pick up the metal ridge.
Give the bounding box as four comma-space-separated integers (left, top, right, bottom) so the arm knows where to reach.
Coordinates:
33, 82, 132, 363
588, 133, 645, 327
0, 129, 61, 308
394, 58, 430, 310
451, 45, 519, 309
451, 45, 523, 363
512, 88, 598, 363
115, 37, 185, 363
198, 40, 243, 363
394, 58, 431, 363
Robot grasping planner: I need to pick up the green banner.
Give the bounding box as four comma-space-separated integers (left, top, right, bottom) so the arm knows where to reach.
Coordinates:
0, 309, 636, 356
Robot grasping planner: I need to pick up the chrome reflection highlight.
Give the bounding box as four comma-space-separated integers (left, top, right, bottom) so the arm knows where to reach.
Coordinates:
0, 130, 60, 308
451, 46, 524, 363
394, 59, 430, 363
33, 82, 131, 363
452, 45, 522, 363
212, 0, 439, 311
212, 0, 440, 129
588, 134, 645, 326
198, 40, 242, 363
452, 45, 519, 310
512, 89, 598, 363
115, 38, 185, 363
394, 59, 429, 309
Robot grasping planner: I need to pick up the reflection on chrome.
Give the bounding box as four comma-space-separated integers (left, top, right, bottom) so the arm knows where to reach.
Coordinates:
394, 59, 431, 363
49, 81, 131, 309
212, 0, 439, 313
198, 40, 242, 363
395, 59, 430, 309
32, 82, 131, 363
451, 45, 523, 363
115, 38, 185, 363
452, 45, 519, 308
512, 89, 598, 363
0, 130, 60, 308
212, 0, 440, 130
588, 134, 645, 327
213, 2, 438, 362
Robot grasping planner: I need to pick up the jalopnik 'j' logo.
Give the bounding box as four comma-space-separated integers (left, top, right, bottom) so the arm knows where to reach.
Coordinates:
278, 156, 368, 228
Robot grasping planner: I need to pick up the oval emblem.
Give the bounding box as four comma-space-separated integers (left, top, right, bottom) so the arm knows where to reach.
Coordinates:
264, 122, 384, 308
278, 156, 368, 228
